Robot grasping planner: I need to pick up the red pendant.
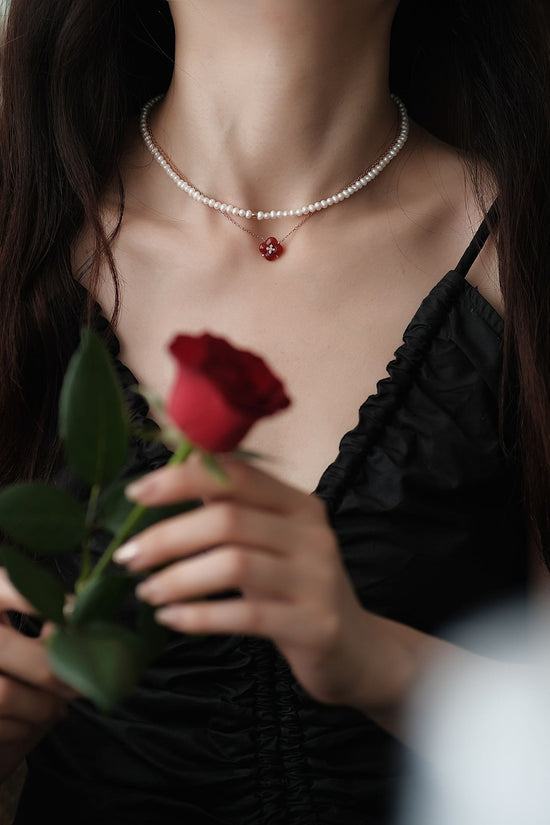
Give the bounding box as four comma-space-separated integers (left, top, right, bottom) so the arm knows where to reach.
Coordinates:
259, 237, 283, 261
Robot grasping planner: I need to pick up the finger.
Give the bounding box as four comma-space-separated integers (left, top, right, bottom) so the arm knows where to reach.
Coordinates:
114, 502, 296, 570
154, 597, 295, 639
0, 625, 75, 700
0, 676, 67, 728
0, 718, 40, 744
124, 452, 323, 518
0, 569, 37, 615
135, 545, 295, 606
39, 622, 56, 641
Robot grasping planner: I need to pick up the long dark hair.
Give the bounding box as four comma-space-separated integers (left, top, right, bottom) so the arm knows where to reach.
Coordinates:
1, 1, 550, 560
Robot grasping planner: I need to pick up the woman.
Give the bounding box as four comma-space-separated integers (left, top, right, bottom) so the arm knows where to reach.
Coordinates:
0, 0, 548, 822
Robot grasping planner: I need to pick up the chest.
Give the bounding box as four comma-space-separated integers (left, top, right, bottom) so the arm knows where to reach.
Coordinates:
90, 251, 458, 494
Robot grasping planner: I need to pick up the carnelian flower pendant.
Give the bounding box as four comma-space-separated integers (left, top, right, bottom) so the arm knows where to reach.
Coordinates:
259, 237, 283, 261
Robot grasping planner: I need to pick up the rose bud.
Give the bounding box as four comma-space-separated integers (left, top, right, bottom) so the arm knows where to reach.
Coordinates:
166, 333, 291, 452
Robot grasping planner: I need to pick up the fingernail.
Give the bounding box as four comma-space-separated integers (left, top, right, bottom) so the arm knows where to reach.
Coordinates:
113, 541, 140, 565
135, 579, 157, 600
155, 606, 182, 625
125, 476, 156, 501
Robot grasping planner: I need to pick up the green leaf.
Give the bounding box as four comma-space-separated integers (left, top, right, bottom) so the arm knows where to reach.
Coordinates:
97, 477, 201, 537
59, 328, 129, 486
0, 483, 86, 553
95, 477, 142, 535
71, 573, 136, 625
0, 546, 66, 624
47, 622, 146, 713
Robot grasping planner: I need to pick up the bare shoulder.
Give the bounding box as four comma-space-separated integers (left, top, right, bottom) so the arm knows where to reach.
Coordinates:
393, 123, 505, 320
466, 232, 504, 320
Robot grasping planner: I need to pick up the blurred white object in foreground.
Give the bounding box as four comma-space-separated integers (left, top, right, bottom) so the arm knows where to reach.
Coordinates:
398, 602, 550, 825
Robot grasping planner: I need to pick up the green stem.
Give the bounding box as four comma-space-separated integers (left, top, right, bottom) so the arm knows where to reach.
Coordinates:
85, 483, 102, 531
75, 483, 102, 591
88, 439, 194, 583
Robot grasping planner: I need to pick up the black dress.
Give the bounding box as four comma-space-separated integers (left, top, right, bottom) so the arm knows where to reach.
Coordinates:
15, 213, 528, 824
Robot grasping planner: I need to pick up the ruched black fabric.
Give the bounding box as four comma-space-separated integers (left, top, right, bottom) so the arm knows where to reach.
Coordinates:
15, 216, 528, 824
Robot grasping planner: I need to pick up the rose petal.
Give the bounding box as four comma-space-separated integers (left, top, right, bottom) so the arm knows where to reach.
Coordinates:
166, 333, 290, 451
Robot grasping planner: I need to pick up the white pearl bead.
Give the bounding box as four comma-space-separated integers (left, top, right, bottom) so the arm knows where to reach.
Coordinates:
141, 94, 409, 220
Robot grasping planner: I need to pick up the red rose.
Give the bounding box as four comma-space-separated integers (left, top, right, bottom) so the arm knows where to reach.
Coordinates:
166, 333, 291, 452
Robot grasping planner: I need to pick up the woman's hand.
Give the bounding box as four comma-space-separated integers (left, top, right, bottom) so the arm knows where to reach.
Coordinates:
0, 570, 77, 782
113, 453, 373, 709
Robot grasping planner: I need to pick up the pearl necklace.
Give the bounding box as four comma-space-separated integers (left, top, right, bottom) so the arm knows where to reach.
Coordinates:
140, 94, 409, 260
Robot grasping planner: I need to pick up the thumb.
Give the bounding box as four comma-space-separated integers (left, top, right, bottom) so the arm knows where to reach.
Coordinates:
0, 568, 37, 616
39, 621, 56, 641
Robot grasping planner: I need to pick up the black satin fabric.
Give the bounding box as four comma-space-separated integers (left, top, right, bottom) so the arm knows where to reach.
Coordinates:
15, 263, 528, 824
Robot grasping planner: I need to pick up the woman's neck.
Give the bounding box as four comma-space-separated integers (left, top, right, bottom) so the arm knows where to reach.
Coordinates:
153, 1, 399, 213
